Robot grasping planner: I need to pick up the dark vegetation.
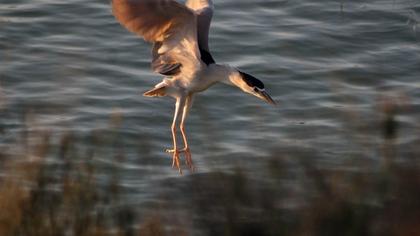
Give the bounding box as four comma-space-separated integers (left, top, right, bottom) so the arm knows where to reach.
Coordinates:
0, 97, 419, 236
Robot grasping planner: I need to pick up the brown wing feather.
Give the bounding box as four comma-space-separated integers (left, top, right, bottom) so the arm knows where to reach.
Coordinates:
112, 0, 195, 43
113, 0, 201, 77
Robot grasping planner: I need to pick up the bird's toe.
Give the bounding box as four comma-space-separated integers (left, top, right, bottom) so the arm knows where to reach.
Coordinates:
182, 148, 195, 172
165, 148, 175, 153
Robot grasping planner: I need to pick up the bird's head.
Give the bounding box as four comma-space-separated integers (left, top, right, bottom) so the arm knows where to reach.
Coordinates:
229, 69, 276, 105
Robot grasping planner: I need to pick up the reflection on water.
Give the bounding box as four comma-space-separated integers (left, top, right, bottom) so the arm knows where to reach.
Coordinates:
1, 0, 420, 235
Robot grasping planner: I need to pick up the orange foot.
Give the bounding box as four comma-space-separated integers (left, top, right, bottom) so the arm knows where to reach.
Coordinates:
183, 148, 195, 172
165, 148, 182, 174
165, 148, 195, 173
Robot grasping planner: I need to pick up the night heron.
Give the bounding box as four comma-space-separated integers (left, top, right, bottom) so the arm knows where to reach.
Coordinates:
112, 0, 276, 174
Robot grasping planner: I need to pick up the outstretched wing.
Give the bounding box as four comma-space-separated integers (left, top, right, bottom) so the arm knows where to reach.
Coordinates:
112, 0, 202, 76
186, 0, 214, 52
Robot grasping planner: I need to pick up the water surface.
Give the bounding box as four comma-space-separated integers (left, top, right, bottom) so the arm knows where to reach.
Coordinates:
1, 0, 419, 232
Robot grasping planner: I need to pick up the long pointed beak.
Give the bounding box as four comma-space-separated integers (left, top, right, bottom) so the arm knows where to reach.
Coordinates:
257, 90, 276, 105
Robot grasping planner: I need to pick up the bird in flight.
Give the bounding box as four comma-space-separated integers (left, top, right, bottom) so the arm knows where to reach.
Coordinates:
112, 0, 275, 174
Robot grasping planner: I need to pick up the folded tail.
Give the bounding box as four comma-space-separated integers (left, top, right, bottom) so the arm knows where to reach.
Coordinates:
143, 86, 166, 97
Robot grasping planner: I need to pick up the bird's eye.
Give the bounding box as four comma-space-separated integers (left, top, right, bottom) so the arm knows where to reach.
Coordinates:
253, 87, 259, 92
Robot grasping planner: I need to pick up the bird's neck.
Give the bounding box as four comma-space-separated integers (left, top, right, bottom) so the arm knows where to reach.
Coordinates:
206, 64, 240, 86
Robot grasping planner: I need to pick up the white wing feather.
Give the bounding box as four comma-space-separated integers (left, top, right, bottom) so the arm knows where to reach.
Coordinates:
186, 0, 214, 51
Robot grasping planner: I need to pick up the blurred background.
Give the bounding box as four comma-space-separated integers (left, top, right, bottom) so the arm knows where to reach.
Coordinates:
0, 0, 419, 235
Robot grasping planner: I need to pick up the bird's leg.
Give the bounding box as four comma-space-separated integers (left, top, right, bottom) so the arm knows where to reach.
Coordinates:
180, 95, 194, 171
165, 96, 186, 174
